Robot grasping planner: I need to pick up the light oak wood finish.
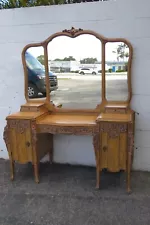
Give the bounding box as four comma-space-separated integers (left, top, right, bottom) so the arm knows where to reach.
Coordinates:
3, 27, 135, 193
37, 114, 98, 126
96, 112, 134, 193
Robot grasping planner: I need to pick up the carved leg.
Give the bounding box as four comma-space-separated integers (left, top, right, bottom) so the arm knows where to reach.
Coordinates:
3, 125, 15, 181
10, 161, 15, 181
33, 164, 39, 183
49, 135, 53, 164
127, 122, 134, 194
127, 152, 132, 194
9, 152, 15, 181
93, 133, 101, 189
93, 136, 98, 186
96, 150, 100, 189
31, 121, 39, 183
49, 147, 53, 164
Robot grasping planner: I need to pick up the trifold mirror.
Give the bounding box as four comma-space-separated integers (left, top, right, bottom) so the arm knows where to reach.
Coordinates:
105, 42, 130, 101
22, 27, 132, 109
24, 46, 48, 99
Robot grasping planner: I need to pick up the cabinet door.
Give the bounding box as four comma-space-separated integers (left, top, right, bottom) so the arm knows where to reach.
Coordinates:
8, 120, 33, 163
101, 132, 127, 172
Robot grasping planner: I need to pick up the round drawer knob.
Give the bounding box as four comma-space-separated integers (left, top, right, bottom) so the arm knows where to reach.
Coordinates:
26, 141, 30, 147
103, 146, 107, 152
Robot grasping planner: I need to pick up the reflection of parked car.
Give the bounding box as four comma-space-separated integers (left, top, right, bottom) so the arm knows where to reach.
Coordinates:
79, 68, 98, 75
25, 52, 58, 98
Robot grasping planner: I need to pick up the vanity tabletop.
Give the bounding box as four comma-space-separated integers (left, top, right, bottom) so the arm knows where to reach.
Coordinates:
37, 113, 98, 126
6, 111, 46, 120
96, 113, 132, 123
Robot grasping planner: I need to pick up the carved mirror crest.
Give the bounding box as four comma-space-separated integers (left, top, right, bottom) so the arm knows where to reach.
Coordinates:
22, 27, 133, 110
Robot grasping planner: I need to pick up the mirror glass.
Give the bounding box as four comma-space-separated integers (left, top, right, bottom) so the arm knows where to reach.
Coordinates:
25, 46, 47, 99
105, 42, 129, 101
47, 34, 102, 109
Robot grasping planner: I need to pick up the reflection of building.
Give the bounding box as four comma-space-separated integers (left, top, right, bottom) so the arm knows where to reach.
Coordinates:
48, 60, 80, 72
48, 60, 108, 72
48, 60, 127, 72
106, 61, 128, 72
80, 63, 102, 71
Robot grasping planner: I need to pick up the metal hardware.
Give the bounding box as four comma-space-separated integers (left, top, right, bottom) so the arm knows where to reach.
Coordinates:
103, 146, 107, 152
26, 141, 30, 147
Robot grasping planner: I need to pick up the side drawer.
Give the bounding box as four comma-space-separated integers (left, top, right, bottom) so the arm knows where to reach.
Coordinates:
105, 108, 127, 114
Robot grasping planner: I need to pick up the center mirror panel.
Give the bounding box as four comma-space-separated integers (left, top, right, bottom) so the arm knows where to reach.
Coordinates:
25, 46, 47, 100
105, 42, 129, 101
47, 34, 102, 109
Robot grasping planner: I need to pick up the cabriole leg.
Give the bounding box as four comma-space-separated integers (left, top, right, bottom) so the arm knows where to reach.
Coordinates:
3, 125, 15, 181
96, 150, 100, 189
49, 134, 53, 164
127, 122, 134, 194
93, 133, 101, 189
49, 147, 53, 164
31, 121, 39, 183
33, 164, 39, 183
9, 152, 15, 181
127, 152, 132, 194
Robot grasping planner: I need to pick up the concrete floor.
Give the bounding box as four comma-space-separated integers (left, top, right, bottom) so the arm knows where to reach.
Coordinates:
1, 159, 150, 225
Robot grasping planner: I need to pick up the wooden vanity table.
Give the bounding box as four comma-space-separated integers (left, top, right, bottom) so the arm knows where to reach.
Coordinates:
3, 27, 135, 193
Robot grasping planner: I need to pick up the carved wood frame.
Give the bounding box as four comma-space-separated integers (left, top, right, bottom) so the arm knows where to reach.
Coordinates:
22, 27, 133, 113
37, 123, 99, 135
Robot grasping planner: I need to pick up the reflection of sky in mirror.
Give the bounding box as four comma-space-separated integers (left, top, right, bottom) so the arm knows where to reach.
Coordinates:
47, 35, 101, 61
27, 35, 129, 62
106, 42, 129, 62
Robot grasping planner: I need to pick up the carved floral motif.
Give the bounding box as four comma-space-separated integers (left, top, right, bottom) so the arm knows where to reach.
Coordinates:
100, 122, 127, 138
62, 27, 83, 36
38, 124, 99, 135
31, 120, 37, 145
8, 120, 30, 133
21, 106, 40, 112
93, 133, 99, 152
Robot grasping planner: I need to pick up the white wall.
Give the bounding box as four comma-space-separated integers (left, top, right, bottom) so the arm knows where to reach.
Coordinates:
0, 0, 150, 171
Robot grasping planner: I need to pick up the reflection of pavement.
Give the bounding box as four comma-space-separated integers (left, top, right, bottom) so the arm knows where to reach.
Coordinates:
51, 78, 128, 109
